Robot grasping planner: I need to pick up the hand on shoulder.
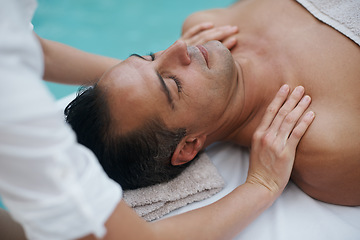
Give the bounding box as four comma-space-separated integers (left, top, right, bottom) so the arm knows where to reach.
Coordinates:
247, 85, 315, 196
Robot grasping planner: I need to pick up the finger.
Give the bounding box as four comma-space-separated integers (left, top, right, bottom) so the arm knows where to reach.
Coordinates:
287, 111, 315, 149
221, 36, 237, 49
272, 95, 311, 149
268, 86, 305, 133
185, 25, 238, 45
182, 22, 214, 39
183, 25, 238, 46
276, 95, 311, 141
202, 25, 238, 41
257, 84, 290, 131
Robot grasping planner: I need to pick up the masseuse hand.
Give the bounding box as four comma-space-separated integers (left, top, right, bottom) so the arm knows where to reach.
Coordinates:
247, 85, 315, 197
180, 22, 238, 49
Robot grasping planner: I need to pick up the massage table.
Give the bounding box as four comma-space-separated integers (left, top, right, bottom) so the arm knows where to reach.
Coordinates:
170, 142, 360, 239
57, 93, 360, 240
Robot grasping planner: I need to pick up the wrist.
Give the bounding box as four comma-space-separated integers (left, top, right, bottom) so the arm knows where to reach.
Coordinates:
245, 171, 286, 198
242, 181, 280, 207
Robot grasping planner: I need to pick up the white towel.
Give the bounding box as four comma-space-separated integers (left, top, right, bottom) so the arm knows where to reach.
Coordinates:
296, 0, 360, 46
123, 153, 225, 221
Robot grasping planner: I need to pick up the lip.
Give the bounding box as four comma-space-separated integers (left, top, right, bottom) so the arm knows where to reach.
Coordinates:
196, 44, 209, 67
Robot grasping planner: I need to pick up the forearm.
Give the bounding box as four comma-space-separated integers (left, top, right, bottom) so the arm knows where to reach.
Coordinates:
88, 85, 314, 240
80, 183, 276, 240
151, 183, 275, 240
37, 36, 120, 85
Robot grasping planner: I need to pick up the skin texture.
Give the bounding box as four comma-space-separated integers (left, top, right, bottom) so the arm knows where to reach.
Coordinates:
79, 86, 314, 240
99, 0, 360, 206
182, 0, 360, 206
37, 23, 238, 85
33, 2, 316, 239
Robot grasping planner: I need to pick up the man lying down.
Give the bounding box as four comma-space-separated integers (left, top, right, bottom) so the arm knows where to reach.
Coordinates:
65, 0, 360, 206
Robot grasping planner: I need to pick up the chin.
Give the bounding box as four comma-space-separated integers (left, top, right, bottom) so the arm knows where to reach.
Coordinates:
205, 40, 228, 51
206, 41, 234, 70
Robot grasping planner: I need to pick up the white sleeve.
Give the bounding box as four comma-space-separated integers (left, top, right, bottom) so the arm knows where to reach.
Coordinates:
0, 0, 122, 239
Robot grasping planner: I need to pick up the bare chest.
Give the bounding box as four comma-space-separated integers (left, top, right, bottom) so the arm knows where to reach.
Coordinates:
183, 0, 360, 205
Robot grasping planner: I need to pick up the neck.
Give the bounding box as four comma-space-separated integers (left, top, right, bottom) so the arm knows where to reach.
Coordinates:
204, 0, 302, 148
208, 48, 291, 147
225, 57, 273, 146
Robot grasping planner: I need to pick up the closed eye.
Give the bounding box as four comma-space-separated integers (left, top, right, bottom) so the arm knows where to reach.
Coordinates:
129, 53, 155, 61
129, 53, 146, 60
148, 52, 182, 93
169, 75, 182, 93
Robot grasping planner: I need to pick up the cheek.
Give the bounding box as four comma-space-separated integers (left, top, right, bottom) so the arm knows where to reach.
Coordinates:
216, 59, 236, 86
192, 95, 224, 122
180, 75, 226, 113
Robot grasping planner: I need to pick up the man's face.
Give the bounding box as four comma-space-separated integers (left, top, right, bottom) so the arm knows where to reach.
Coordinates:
98, 40, 241, 136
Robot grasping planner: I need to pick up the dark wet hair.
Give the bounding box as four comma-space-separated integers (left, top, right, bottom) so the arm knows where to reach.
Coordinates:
64, 85, 192, 190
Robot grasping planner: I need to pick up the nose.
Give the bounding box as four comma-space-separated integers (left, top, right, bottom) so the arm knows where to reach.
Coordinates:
157, 40, 191, 67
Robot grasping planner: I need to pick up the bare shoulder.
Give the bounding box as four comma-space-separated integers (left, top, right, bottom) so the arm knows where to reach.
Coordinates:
291, 106, 360, 206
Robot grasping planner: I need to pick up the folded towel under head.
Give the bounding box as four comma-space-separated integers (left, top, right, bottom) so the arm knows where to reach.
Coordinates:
123, 153, 224, 221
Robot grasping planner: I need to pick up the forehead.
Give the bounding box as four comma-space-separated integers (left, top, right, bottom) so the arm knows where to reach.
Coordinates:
97, 58, 167, 134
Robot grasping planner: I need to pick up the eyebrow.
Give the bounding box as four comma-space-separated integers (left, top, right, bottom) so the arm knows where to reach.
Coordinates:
130, 54, 174, 110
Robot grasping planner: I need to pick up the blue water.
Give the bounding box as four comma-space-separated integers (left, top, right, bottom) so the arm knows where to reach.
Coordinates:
33, 0, 235, 99
1, 0, 235, 209
0, 197, 4, 209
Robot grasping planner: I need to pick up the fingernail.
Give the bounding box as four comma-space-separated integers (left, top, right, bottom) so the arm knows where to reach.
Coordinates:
295, 86, 304, 94
305, 111, 315, 119
301, 95, 311, 103
228, 36, 236, 42
231, 26, 238, 31
280, 84, 289, 92
222, 25, 232, 29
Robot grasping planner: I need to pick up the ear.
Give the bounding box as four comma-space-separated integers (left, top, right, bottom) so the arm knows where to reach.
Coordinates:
171, 135, 207, 166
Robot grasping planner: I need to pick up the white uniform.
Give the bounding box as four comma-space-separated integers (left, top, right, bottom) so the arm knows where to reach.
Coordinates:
0, 0, 122, 239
